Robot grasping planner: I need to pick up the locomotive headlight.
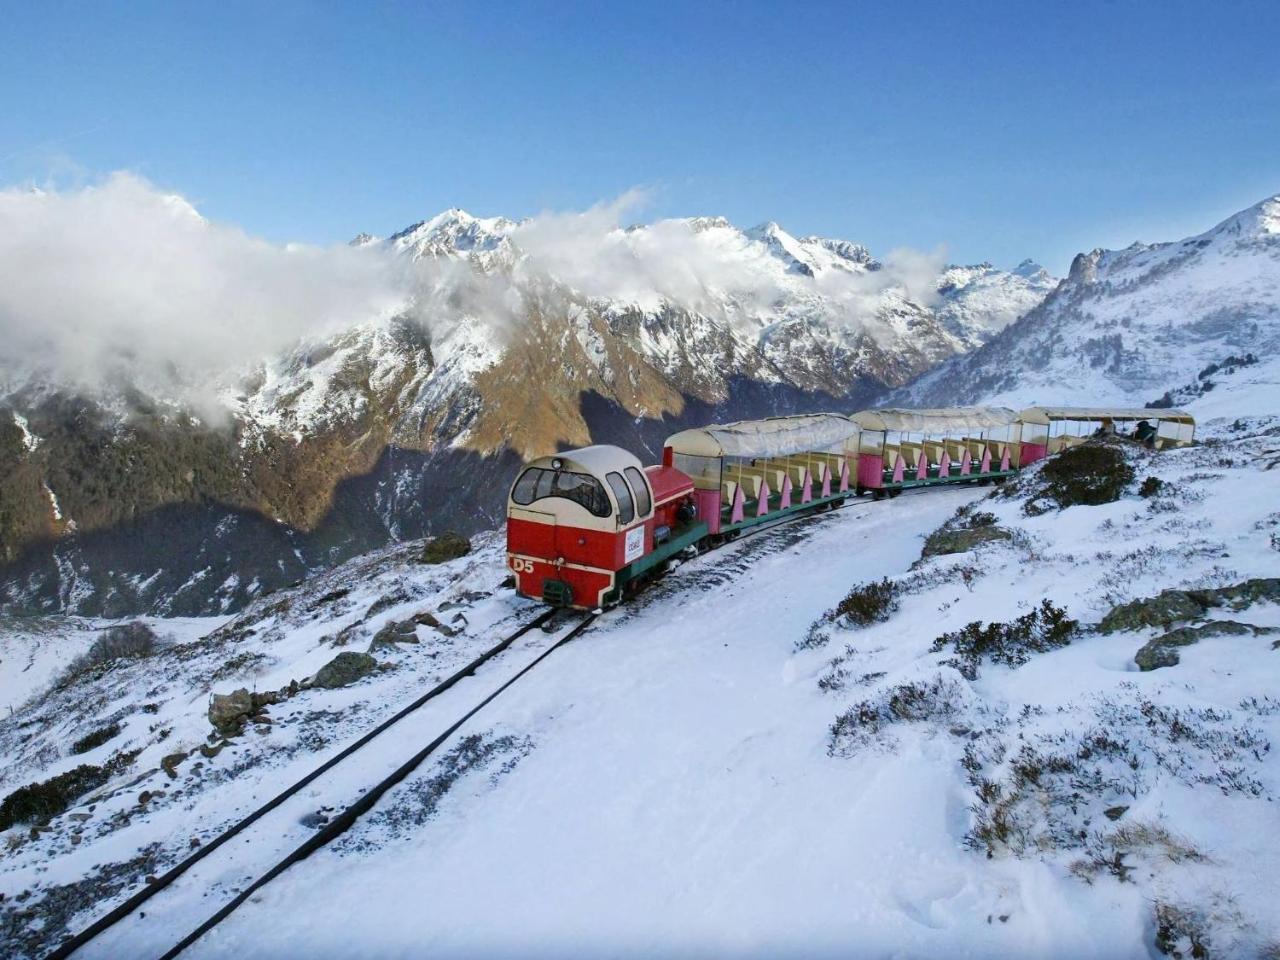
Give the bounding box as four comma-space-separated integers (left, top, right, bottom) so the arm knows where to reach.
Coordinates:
551, 458, 563, 470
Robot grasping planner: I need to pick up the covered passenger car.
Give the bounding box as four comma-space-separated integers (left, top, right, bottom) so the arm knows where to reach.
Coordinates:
663, 413, 859, 531
506, 445, 703, 609
849, 407, 1022, 493
1017, 407, 1195, 464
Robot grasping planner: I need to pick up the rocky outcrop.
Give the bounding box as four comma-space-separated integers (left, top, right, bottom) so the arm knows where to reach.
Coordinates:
368, 620, 420, 652
207, 687, 287, 733
420, 532, 471, 565
1134, 620, 1277, 671
1100, 578, 1280, 634
310, 652, 378, 689
922, 511, 1011, 558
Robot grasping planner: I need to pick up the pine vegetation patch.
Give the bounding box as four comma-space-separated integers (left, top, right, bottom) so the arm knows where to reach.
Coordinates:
69, 721, 122, 755
828, 577, 900, 627
1024, 440, 1136, 515
931, 600, 1078, 679
0, 750, 138, 830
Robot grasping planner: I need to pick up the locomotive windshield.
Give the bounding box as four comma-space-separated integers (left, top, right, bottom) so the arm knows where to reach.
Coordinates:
512, 467, 612, 517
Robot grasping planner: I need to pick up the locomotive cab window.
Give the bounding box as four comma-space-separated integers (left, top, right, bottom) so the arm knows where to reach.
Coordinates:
605, 472, 635, 525
624, 466, 652, 516
512, 467, 611, 517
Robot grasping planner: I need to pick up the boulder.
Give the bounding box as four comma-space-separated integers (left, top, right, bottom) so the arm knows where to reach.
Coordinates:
160, 752, 187, 779
922, 525, 1011, 558
1134, 619, 1277, 671
420, 532, 471, 565
1101, 578, 1280, 634
413, 610, 456, 637
311, 652, 378, 689
208, 689, 254, 733
1101, 591, 1206, 634
368, 620, 419, 652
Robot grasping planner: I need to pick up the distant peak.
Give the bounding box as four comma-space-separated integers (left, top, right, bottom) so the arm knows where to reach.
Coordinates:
682, 215, 734, 233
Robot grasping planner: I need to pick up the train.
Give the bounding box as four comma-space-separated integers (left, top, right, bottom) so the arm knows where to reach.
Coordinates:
505, 406, 1196, 611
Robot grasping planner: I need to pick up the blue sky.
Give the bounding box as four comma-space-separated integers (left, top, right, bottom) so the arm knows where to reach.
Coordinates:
2, 0, 1277, 274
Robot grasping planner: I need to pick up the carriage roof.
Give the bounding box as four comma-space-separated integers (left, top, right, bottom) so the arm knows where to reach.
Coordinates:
665, 413, 858, 459
851, 407, 1020, 433
1018, 406, 1195, 425
520, 444, 645, 478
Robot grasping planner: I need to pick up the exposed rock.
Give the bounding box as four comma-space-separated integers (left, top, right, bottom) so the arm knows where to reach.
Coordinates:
1101, 578, 1280, 634
208, 689, 254, 733
413, 610, 456, 637
368, 619, 419, 652
365, 589, 411, 620
922, 524, 1011, 558
160, 752, 186, 779
1100, 591, 1207, 635
419, 532, 471, 565
311, 652, 378, 689
1135, 620, 1278, 671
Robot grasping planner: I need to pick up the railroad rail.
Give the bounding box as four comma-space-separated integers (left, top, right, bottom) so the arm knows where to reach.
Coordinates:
48, 609, 595, 960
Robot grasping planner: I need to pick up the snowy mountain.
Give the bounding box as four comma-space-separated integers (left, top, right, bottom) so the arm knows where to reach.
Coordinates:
895, 195, 1280, 408
0, 208, 1052, 616
2, 406, 1277, 958
934, 259, 1057, 349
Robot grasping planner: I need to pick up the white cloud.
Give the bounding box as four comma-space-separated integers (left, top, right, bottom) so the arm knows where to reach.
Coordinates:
511, 190, 947, 331
0, 175, 952, 411
0, 172, 411, 404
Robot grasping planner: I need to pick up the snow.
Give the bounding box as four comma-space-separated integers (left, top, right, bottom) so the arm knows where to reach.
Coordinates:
12, 411, 39, 451
42, 481, 62, 521
900, 194, 1280, 411
4, 199, 1280, 958
5, 398, 1276, 958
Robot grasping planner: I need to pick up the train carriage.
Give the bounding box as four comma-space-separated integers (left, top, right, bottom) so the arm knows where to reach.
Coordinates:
507, 405, 1197, 611
506, 445, 705, 610
850, 407, 1022, 495
1017, 407, 1196, 464
663, 413, 860, 534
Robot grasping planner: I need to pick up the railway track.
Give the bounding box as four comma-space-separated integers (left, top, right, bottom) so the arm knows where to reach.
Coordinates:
48, 609, 596, 960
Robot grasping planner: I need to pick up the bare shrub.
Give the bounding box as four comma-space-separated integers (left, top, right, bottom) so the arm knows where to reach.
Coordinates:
61, 623, 159, 684
828, 674, 965, 756
1154, 903, 1211, 959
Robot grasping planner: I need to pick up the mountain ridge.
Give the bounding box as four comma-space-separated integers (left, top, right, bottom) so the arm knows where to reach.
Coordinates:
0, 203, 1061, 616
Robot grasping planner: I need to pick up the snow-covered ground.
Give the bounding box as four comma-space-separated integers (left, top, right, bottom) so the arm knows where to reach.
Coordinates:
2, 407, 1278, 958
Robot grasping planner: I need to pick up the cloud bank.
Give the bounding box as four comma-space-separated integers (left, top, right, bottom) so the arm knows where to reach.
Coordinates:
511, 191, 946, 322
0, 174, 949, 412
0, 172, 410, 402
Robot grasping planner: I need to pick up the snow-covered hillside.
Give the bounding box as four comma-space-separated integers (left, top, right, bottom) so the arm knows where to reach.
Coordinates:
3, 386, 1277, 958
896, 195, 1280, 410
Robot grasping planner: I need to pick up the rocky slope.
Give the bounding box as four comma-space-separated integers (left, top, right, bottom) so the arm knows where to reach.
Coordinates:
0, 209, 1051, 616
893, 195, 1280, 409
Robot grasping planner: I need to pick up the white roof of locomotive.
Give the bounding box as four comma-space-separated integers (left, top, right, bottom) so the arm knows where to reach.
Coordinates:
852, 407, 1020, 432
665, 413, 858, 459
521, 444, 645, 477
